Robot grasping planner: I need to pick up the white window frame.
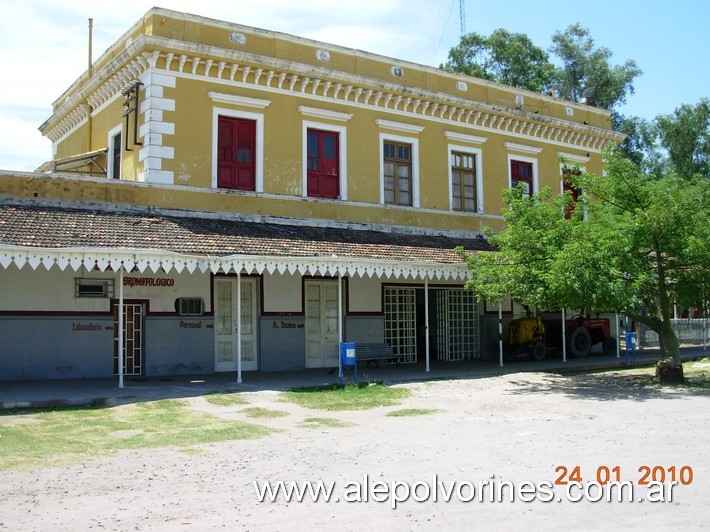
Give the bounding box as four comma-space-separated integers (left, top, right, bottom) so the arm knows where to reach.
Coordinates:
379, 132, 420, 208
448, 144, 484, 214
211, 107, 264, 192
107, 124, 123, 180
507, 154, 539, 195
301, 120, 348, 200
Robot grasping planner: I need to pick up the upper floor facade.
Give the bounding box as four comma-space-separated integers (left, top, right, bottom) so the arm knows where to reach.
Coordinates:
37, 7, 623, 235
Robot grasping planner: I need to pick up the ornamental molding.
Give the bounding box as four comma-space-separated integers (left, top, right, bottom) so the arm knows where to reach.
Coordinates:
375, 119, 425, 134
298, 105, 353, 122
557, 151, 591, 164
504, 142, 544, 155
41, 34, 623, 152
208, 91, 271, 109
444, 131, 487, 145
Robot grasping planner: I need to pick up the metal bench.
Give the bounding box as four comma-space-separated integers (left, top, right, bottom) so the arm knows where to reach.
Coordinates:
355, 343, 400, 367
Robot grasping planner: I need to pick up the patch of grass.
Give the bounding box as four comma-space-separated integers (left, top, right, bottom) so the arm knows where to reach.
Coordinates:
0, 398, 275, 471
297, 417, 356, 429
281, 382, 410, 411
682, 358, 710, 388
202, 391, 249, 406
594, 358, 710, 389
241, 407, 289, 419
386, 408, 442, 417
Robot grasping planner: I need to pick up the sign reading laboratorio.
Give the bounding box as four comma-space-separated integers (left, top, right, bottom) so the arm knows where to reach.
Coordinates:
123, 276, 175, 287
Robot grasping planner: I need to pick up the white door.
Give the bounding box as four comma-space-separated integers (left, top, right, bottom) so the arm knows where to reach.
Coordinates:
214, 278, 258, 372
305, 280, 340, 368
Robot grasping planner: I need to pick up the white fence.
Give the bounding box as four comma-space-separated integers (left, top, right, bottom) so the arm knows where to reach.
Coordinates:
638, 319, 709, 348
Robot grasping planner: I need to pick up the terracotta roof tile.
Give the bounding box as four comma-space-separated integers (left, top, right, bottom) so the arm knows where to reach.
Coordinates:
0, 204, 492, 264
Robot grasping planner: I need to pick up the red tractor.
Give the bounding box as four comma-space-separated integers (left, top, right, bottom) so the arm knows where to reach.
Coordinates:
505, 312, 616, 361
543, 315, 617, 358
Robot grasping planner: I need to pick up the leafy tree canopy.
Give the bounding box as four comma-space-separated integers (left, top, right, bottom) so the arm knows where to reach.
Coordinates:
656, 98, 710, 179
550, 23, 642, 110
459, 148, 710, 363
442, 23, 642, 111
616, 98, 710, 180
441, 28, 555, 93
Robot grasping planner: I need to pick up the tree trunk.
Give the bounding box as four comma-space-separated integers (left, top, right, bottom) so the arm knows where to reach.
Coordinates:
657, 317, 681, 364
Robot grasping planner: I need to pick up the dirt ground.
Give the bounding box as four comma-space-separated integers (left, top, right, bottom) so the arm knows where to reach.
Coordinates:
1, 370, 708, 531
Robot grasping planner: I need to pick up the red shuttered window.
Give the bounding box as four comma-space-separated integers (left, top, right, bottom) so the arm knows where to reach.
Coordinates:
218, 116, 256, 191
307, 128, 340, 199
510, 159, 533, 196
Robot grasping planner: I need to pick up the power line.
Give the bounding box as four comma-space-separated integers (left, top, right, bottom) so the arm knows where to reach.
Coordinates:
460, 0, 466, 36
431, 0, 457, 65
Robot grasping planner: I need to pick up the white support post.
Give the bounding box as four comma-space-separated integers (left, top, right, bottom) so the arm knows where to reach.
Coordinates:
704, 299, 707, 352
118, 267, 124, 389
237, 272, 242, 384
424, 277, 430, 373
561, 308, 567, 363
338, 274, 343, 379
615, 312, 620, 358
498, 302, 504, 368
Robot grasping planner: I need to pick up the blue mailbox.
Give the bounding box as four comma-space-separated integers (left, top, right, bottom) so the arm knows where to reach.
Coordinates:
339, 342, 357, 385
340, 342, 357, 366
625, 332, 637, 368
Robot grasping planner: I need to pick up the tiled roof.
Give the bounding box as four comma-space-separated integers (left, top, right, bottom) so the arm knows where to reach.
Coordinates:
0, 203, 492, 264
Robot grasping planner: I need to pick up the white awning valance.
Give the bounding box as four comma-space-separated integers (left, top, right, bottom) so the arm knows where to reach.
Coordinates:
0, 245, 469, 281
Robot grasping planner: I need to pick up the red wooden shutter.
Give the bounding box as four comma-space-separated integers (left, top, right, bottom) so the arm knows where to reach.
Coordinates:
306, 129, 339, 199
217, 116, 256, 191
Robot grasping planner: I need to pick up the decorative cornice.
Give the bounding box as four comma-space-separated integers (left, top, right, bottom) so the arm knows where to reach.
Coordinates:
41, 34, 624, 153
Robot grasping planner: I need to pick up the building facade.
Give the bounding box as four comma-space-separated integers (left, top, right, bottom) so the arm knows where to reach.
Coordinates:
0, 8, 622, 381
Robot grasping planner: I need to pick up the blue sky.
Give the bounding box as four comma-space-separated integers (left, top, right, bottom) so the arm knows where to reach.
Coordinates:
0, 0, 707, 171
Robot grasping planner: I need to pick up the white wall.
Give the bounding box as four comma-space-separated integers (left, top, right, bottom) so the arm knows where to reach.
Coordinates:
348, 276, 383, 313
262, 272, 302, 313
0, 266, 211, 312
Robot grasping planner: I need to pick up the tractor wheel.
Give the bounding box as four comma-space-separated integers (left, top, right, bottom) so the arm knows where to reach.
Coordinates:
530, 339, 546, 361
602, 336, 617, 356
568, 327, 591, 357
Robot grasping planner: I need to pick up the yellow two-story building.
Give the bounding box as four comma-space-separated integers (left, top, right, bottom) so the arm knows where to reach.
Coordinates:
0, 8, 622, 381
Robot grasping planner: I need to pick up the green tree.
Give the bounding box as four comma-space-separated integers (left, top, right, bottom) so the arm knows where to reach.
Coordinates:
441, 29, 555, 93
443, 24, 642, 112
614, 99, 709, 180
614, 113, 665, 176
550, 23, 642, 110
459, 148, 710, 365
655, 98, 710, 179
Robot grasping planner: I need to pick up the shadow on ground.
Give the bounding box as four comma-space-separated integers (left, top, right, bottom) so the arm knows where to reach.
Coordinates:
505, 371, 710, 402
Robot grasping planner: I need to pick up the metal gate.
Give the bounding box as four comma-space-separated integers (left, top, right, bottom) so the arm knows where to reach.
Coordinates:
435, 289, 479, 361
384, 287, 416, 363
113, 302, 144, 375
